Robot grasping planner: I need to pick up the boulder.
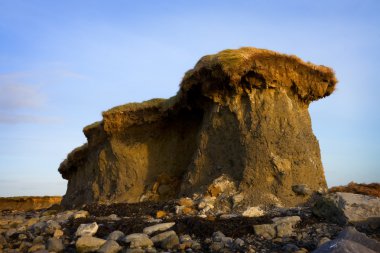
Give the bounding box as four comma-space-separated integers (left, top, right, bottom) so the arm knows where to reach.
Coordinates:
76, 222, 99, 237
76, 236, 106, 253
313, 192, 380, 227
59, 47, 337, 208
253, 216, 301, 239
312, 227, 380, 253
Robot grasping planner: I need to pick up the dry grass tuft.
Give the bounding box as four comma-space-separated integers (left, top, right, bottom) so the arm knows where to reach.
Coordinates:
180, 47, 337, 103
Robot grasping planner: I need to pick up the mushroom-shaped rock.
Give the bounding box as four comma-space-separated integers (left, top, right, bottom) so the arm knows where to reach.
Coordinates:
59, 47, 337, 208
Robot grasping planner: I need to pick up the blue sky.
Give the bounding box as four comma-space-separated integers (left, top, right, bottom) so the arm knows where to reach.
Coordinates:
0, 0, 379, 196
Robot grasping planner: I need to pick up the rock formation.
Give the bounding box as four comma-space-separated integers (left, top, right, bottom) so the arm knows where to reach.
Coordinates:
59, 47, 337, 208
0, 196, 62, 211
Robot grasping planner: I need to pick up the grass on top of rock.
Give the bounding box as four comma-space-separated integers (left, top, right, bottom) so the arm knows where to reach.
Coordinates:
329, 182, 380, 198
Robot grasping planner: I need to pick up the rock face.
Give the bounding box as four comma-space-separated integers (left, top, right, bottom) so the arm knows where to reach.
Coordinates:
59, 47, 337, 208
0, 196, 62, 211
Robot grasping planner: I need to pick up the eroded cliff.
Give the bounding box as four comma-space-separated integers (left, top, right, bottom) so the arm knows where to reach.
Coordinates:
59, 47, 337, 208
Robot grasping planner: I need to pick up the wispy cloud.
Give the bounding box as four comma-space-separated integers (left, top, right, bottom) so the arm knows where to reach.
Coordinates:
0, 114, 63, 124
0, 83, 45, 110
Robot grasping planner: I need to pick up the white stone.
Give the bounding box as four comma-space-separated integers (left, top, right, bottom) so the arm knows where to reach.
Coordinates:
73, 210, 90, 219
242, 206, 265, 217
75, 222, 98, 237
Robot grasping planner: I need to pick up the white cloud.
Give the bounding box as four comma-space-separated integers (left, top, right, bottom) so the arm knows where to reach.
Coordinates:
0, 114, 63, 124
0, 83, 45, 110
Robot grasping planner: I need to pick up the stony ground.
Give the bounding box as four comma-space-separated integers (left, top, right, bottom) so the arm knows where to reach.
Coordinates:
0, 195, 379, 253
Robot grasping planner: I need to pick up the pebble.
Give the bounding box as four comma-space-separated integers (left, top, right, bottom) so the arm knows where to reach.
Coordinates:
151, 230, 177, 243
210, 241, 224, 251
73, 210, 90, 219
212, 231, 226, 242
97, 239, 122, 253
46, 237, 64, 252
160, 234, 179, 249
45, 220, 61, 234
234, 238, 245, 247
180, 234, 192, 243
28, 243, 45, 252
143, 222, 175, 235
129, 236, 154, 249
33, 235, 44, 244
124, 233, 149, 243
53, 229, 64, 238
107, 230, 125, 241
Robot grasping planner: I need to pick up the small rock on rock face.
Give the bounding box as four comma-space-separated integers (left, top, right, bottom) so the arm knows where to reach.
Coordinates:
143, 222, 175, 235
178, 197, 194, 207
242, 206, 265, 217
292, 184, 312, 196
76, 222, 99, 237
76, 236, 106, 253
97, 239, 122, 253
73, 210, 90, 219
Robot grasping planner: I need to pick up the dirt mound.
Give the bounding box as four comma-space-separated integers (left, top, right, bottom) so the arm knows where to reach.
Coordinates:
329, 182, 380, 198
58, 47, 337, 208
0, 196, 62, 211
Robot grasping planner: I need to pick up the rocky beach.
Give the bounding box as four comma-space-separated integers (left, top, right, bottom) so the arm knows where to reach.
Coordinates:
0, 183, 379, 253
